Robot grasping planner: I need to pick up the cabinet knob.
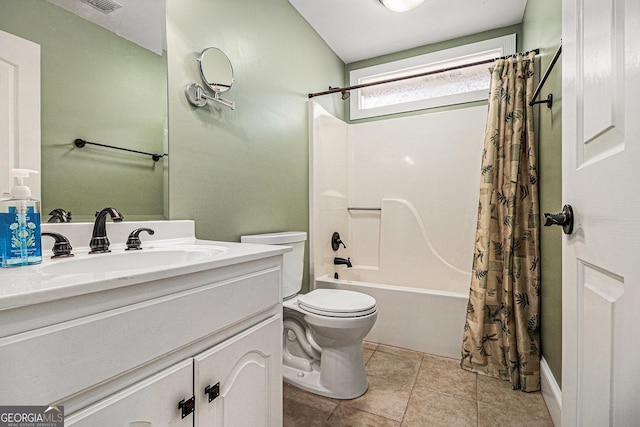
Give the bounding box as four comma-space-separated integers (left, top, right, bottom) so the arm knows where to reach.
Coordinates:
178, 396, 195, 418
205, 382, 220, 403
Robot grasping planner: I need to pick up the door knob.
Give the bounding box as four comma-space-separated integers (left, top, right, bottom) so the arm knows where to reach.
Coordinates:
543, 204, 574, 235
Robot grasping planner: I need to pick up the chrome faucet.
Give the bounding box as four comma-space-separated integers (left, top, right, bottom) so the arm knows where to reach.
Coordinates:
333, 257, 352, 268
89, 207, 124, 254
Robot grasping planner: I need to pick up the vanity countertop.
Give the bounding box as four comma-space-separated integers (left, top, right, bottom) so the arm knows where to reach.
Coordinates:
0, 220, 289, 310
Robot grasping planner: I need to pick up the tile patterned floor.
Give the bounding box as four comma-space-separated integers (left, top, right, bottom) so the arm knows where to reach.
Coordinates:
283, 342, 554, 426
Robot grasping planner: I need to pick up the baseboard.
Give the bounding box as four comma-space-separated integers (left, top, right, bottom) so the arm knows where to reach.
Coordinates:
540, 357, 562, 426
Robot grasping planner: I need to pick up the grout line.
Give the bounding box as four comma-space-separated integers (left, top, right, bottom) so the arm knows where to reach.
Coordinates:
326, 402, 341, 423
399, 352, 425, 424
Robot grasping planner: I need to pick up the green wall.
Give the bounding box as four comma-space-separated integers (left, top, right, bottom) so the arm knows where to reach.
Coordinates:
521, 0, 563, 387
166, 0, 345, 292
0, 0, 167, 221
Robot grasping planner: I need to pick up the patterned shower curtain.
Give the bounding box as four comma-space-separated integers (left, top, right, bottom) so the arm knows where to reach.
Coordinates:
460, 53, 541, 392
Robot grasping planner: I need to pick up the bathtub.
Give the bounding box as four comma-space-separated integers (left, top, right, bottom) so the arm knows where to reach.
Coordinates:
314, 269, 469, 359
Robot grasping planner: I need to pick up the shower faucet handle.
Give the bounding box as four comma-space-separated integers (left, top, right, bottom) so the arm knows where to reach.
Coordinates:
331, 232, 346, 251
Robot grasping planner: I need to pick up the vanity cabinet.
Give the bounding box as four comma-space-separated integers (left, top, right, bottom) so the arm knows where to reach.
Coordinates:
0, 251, 284, 427
66, 315, 281, 426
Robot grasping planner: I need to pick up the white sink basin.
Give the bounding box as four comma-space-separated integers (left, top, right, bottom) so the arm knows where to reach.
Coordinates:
40, 246, 228, 276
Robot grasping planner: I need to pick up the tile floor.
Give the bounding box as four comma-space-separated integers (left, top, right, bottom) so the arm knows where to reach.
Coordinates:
283, 342, 554, 426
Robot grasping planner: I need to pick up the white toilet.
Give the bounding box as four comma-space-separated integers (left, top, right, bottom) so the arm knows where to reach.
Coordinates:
241, 231, 377, 399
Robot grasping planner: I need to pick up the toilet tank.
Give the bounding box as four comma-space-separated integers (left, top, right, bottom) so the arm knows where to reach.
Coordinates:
240, 231, 307, 299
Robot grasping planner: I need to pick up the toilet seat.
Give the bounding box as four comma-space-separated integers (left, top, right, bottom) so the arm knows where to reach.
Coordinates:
297, 289, 377, 318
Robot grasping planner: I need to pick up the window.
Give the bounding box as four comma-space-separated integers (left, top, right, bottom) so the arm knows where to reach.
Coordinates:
349, 35, 516, 120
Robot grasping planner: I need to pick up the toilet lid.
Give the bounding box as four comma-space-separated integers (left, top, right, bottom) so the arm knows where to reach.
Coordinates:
297, 289, 377, 317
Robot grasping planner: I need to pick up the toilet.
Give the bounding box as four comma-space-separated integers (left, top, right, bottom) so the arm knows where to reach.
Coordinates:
240, 231, 377, 399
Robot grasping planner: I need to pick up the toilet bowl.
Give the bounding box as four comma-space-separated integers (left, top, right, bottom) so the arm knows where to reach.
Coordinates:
241, 232, 378, 399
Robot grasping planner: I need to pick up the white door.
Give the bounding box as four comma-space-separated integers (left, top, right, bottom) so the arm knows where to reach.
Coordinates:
194, 315, 282, 427
562, 0, 640, 425
0, 30, 40, 198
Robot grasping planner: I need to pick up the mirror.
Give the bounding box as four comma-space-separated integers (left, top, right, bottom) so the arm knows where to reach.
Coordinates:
186, 47, 235, 110
0, 0, 168, 222
199, 47, 234, 93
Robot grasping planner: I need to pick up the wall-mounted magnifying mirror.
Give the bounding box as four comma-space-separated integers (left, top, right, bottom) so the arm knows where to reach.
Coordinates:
186, 47, 235, 110
199, 47, 234, 93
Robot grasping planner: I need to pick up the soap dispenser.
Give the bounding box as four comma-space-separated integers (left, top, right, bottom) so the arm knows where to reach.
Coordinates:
0, 169, 42, 267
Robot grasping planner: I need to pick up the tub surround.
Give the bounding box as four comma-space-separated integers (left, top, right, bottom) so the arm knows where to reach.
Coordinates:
309, 102, 483, 287
0, 220, 287, 425
309, 103, 483, 359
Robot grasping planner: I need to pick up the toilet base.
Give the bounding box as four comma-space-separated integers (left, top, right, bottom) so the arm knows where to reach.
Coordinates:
283, 363, 368, 399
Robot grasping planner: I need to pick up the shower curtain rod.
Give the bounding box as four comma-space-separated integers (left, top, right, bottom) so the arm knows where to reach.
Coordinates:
308, 48, 540, 99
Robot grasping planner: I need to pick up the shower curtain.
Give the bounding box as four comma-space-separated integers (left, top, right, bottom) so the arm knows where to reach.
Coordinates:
460, 53, 541, 392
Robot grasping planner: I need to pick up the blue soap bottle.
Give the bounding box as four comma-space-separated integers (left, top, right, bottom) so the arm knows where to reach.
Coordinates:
0, 169, 42, 268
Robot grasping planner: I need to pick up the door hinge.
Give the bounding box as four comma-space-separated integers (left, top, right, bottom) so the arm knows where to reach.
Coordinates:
178, 396, 195, 418
205, 382, 220, 403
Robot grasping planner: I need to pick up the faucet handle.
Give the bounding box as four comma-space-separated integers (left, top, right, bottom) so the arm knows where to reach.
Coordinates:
42, 232, 74, 258
331, 232, 347, 251
47, 208, 72, 223
126, 228, 155, 250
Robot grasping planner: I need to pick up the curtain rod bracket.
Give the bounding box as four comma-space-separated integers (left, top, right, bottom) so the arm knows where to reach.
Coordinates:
530, 94, 553, 109
529, 42, 562, 108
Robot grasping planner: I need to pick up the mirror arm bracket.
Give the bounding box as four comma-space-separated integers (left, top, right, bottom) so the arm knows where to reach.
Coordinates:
186, 83, 235, 110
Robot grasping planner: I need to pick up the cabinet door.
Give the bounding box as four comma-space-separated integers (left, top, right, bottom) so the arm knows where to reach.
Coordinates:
65, 359, 194, 427
195, 314, 282, 427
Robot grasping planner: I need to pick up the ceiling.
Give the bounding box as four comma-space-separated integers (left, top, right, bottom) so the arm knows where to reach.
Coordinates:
43, 0, 527, 62
46, 0, 166, 55
288, 0, 528, 64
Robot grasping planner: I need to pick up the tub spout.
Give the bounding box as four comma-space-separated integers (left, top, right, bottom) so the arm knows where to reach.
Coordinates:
334, 257, 352, 268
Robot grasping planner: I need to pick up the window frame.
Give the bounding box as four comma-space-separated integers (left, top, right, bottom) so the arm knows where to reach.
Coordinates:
348, 34, 517, 120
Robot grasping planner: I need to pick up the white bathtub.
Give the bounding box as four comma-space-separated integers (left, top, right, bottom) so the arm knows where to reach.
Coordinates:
315, 271, 469, 359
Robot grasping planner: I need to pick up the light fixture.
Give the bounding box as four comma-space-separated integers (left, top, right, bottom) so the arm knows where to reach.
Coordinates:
379, 0, 425, 12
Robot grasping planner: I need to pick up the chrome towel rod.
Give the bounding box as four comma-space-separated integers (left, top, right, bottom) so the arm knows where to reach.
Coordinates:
308, 48, 540, 99
529, 42, 562, 108
74, 138, 167, 162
